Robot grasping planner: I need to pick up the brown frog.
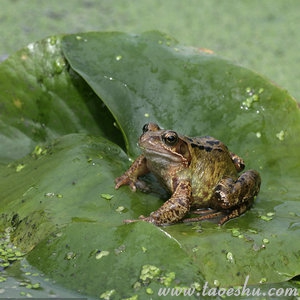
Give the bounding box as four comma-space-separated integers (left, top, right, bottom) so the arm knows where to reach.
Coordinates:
115, 123, 261, 225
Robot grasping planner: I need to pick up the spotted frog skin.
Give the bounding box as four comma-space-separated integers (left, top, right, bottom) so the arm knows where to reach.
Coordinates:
115, 123, 261, 225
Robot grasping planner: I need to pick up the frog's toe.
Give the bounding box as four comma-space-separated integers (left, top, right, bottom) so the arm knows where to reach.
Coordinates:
115, 176, 131, 190
139, 215, 158, 224
123, 218, 139, 224
134, 180, 151, 192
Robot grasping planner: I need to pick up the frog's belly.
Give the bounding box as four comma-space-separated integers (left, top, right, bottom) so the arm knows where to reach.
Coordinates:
190, 160, 237, 208
191, 184, 215, 208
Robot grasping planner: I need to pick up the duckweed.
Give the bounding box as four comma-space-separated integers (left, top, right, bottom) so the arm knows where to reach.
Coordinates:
101, 193, 114, 200
32, 145, 48, 157
115, 206, 126, 213
139, 264, 161, 281
95, 250, 109, 259
16, 163, 26, 172
0, 228, 25, 269
226, 252, 235, 264
242, 87, 264, 109
100, 289, 116, 300
276, 130, 285, 141
146, 287, 153, 294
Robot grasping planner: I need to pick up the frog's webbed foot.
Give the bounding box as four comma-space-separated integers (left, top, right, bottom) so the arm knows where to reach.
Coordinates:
183, 211, 224, 225
115, 177, 146, 192
123, 218, 139, 224
183, 207, 250, 225
212, 169, 261, 224
217, 203, 250, 225
123, 215, 163, 225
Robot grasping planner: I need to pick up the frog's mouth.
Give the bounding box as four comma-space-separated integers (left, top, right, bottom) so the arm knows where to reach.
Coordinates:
140, 145, 187, 164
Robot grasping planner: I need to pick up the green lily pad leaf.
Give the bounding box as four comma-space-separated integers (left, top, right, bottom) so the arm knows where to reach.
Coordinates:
0, 35, 122, 164
27, 221, 202, 299
61, 31, 300, 284
0, 31, 300, 298
0, 134, 127, 251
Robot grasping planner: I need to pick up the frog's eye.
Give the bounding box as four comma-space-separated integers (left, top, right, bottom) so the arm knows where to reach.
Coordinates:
162, 131, 178, 146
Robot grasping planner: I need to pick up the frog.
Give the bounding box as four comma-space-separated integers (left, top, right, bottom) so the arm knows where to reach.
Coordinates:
115, 123, 261, 225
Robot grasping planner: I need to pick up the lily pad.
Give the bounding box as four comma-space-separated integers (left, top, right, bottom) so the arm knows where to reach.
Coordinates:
0, 31, 300, 298
0, 35, 123, 164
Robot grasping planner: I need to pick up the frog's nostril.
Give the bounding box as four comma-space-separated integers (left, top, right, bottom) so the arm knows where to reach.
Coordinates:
142, 123, 149, 133
142, 123, 161, 133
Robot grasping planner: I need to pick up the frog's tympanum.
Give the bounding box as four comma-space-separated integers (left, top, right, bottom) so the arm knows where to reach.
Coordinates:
115, 123, 261, 225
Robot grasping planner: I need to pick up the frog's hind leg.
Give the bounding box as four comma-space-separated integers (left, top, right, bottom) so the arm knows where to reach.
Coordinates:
217, 203, 250, 225
213, 170, 261, 224
184, 170, 261, 225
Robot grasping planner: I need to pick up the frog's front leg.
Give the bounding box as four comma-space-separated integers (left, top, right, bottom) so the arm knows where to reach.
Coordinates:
214, 170, 261, 224
115, 155, 149, 192
141, 181, 192, 225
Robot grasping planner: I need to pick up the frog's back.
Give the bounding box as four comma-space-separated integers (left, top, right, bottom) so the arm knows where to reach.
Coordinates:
183, 135, 238, 207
